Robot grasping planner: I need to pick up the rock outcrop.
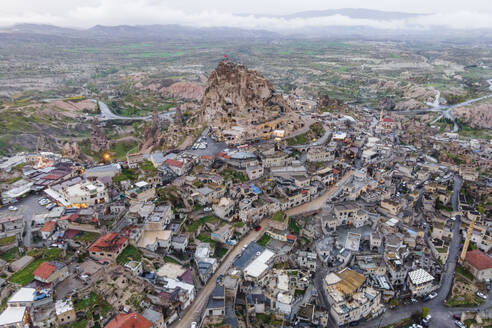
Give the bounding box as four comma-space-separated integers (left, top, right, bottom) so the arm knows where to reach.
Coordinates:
90, 121, 110, 153
161, 82, 205, 101
36, 135, 55, 153
62, 142, 81, 159
201, 60, 291, 128
318, 95, 345, 111
453, 100, 492, 129
378, 97, 396, 111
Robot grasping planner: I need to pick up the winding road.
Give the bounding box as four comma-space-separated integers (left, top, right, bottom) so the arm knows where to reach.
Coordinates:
94, 100, 176, 121
394, 79, 492, 132
358, 175, 491, 328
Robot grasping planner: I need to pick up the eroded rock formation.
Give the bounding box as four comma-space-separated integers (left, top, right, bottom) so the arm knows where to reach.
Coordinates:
90, 121, 110, 153
62, 142, 81, 159
161, 82, 205, 101
201, 60, 302, 143
201, 60, 291, 127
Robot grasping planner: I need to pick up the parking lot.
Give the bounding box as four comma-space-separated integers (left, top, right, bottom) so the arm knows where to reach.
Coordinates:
0, 193, 49, 247
185, 129, 228, 158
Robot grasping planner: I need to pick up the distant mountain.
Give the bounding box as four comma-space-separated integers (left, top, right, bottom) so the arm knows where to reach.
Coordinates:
10, 23, 81, 36
277, 8, 428, 20
4, 23, 279, 41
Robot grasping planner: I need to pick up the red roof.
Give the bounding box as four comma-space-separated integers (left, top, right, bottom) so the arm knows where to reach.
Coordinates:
383, 117, 394, 123
33, 262, 56, 280
41, 174, 60, 180
59, 214, 79, 221
88, 233, 128, 253
466, 250, 492, 271
105, 313, 152, 328
332, 169, 341, 175
217, 152, 230, 160
287, 234, 297, 241
164, 159, 184, 168
40, 221, 56, 233
201, 155, 214, 160
63, 229, 81, 240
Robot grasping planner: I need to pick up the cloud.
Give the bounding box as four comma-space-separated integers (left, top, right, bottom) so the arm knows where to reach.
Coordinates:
1, 0, 492, 30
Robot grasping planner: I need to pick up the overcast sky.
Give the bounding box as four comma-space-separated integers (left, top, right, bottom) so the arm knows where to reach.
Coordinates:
1, 0, 492, 29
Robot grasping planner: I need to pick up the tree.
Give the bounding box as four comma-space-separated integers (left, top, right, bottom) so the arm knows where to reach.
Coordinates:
422, 306, 430, 318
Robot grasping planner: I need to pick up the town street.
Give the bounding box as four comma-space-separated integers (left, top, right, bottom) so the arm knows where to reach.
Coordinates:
175, 219, 270, 328
359, 175, 469, 328
286, 170, 353, 216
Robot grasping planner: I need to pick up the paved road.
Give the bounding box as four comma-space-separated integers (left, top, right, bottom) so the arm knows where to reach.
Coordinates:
95, 100, 176, 121
360, 175, 465, 328
175, 219, 269, 328
396, 79, 492, 132
291, 124, 331, 149
286, 171, 353, 216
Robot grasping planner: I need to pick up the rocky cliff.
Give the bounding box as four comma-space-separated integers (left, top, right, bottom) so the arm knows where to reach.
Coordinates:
201, 60, 291, 127
161, 82, 205, 101
453, 100, 492, 129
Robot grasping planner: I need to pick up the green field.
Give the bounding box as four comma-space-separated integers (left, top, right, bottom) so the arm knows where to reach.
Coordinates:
9, 248, 62, 285
73, 231, 100, 243
187, 216, 219, 232
0, 247, 19, 262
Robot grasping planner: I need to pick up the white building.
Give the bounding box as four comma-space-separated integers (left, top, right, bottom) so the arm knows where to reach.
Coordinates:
213, 197, 235, 222
244, 249, 275, 281
246, 165, 264, 180
407, 269, 436, 297
276, 293, 293, 315
138, 230, 172, 252
0, 306, 30, 328
45, 180, 108, 207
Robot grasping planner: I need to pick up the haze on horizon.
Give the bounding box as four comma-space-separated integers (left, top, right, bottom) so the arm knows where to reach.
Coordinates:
1, 0, 492, 30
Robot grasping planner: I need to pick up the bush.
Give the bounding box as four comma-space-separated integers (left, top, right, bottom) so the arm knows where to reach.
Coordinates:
422, 306, 429, 318
116, 245, 142, 265
272, 211, 286, 222
257, 234, 271, 247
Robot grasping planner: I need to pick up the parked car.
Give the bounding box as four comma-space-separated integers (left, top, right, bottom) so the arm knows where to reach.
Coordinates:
46, 203, 56, 210
191, 322, 197, 328
203, 207, 212, 212
422, 314, 432, 326
8, 206, 18, 211
476, 291, 487, 299
455, 320, 465, 328
428, 292, 438, 300
254, 225, 261, 231
39, 198, 50, 206
453, 314, 461, 320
